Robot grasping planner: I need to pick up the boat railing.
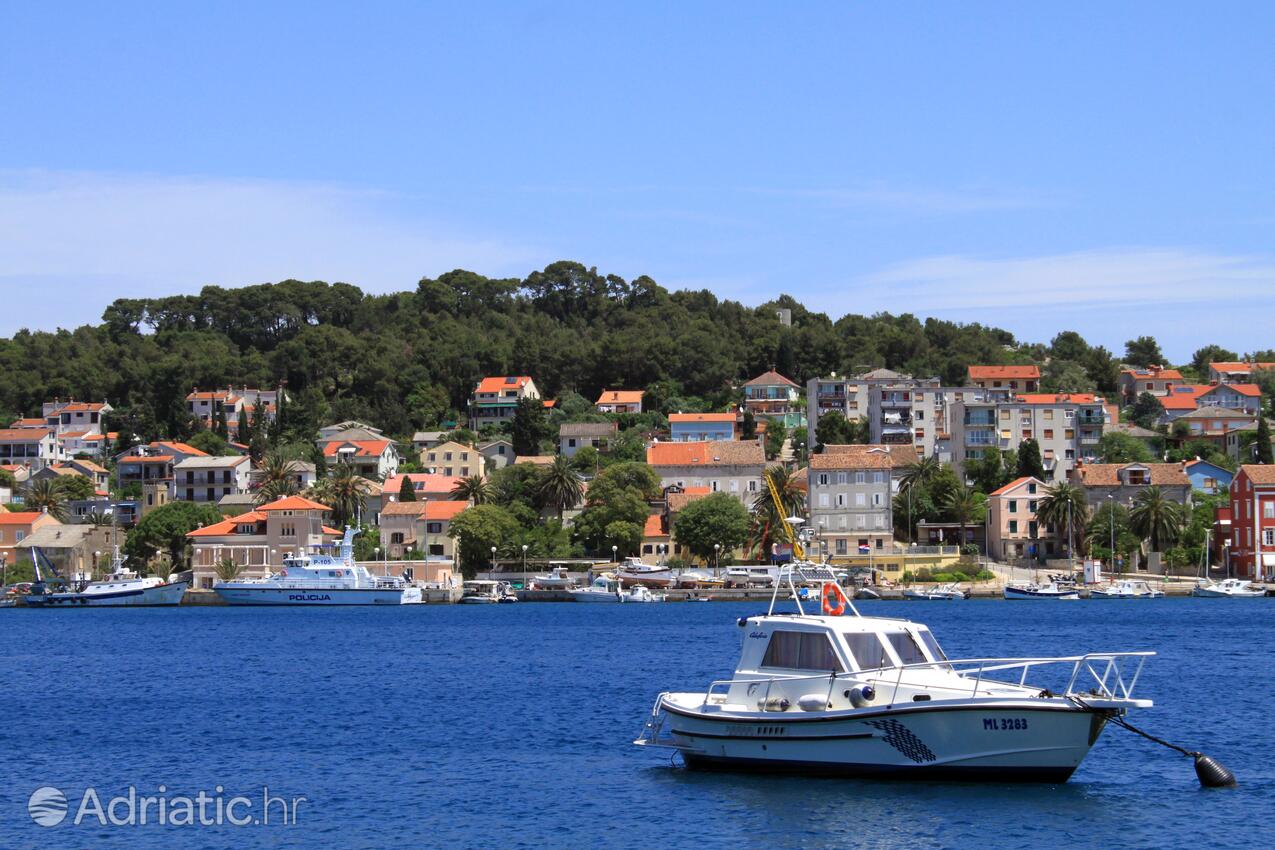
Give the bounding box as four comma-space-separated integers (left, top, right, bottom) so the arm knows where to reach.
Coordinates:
701, 651, 1154, 708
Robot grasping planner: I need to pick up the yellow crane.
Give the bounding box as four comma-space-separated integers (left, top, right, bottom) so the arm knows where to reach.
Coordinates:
764, 469, 804, 561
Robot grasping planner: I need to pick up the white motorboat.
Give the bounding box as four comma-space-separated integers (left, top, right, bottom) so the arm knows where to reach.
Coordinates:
569, 576, 623, 603
1089, 579, 1164, 599
902, 583, 965, 601
854, 586, 882, 601
622, 585, 667, 603
1192, 578, 1265, 598
530, 566, 578, 590
725, 566, 778, 588
214, 529, 422, 605
1003, 581, 1080, 601
635, 564, 1154, 781
497, 581, 519, 603
615, 557, 674, 588
26, 547, 189, 607
459, 580, 503, 604
675, 569, 725, 589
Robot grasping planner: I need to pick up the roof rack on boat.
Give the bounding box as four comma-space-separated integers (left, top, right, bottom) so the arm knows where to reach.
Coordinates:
769, 562, 860, 617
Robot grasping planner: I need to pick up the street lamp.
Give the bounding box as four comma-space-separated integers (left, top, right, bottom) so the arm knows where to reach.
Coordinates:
374, 547, 381, 576
612, 544, 618, 564
521, 543, 528, 589
491, 545, 497, 572
714, 543, 721, 571
94, 550, 101, 578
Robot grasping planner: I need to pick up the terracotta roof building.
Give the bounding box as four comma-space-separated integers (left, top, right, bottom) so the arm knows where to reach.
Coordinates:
646, 440, 765, 506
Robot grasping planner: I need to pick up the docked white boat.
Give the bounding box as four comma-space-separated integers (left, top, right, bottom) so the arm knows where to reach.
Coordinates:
569, 576, 623, 603
675, 569, 725, 589
1089, 579, 1164, 599
530, 566, 578, 590
635, 565, 1154, 781
26, 548, 189, 608
459, 580, 503, 604
1192, 578, 1265, 598
615, 557, 673, 588
622, 585, 667, 603
725, 566, 778, 588
1003, 581, 1080, 601
214, 529, 422, 605
902, 583, 965, 601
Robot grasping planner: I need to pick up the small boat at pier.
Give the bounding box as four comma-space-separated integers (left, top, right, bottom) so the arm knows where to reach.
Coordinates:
902, 583, 965, 600
26, 547, 188, 607
615, 557, 673, 588
1089, 579, 1164, 599
1192, 578, 1265, 598
1003, 579, 1080, 600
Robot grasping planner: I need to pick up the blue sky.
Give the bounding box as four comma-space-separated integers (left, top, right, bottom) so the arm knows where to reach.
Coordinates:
2, 2, 1273, 360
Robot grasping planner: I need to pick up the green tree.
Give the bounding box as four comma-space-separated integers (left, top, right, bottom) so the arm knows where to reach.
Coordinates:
1036, 482, 1090, 555
254, 449, 302, 505
449, 474, 489, 504
537, 456, 585, 519
1041, 360, 1096, 394
1124, 336, 1166, 368
789, 426, 808, 466
449, 504, 522, 577
213, 405, 229, 439
306, 464, 370, 528
1189, 345, 1237, 380
1128, 486, 1184, 552
237, 407, 250, 442
941, 484, 986, 548
187, 429, 233, 456
764, 421, 787, 461
406, 382, 451, 429
673, 492, 751, 563
24, 478, 71, 521
748, 466, 807, 558
571, 462, 658, 554
1130, 392, 1165, 430
1256, 417, 1273, 464
1098, 431, 1156, 463
123, 501, 223, 569
1087, 501, 1131, 562
55, 474, 96, 502
966, 448, 1010, 494
741, 410, 757, 440
1016, 439, 1046, 481
511, 397, 550, 457
397, 474, 417, 502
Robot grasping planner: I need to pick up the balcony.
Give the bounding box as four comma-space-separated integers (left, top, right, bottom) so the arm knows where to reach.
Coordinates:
964, 414, 996, 426
1079, 431, 1100, 445
1077, 413, 1104, 426
965, 434, 996, 447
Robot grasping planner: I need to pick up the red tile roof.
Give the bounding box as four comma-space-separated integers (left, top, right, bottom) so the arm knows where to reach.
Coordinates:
154, 441, 208, 456
187, 510, 267, 538
1120, 367, 1183, 380
1203, 383, 1262, 398
476, 376, 533, 394
1161, 385, 1209, 410
989, 476, 1042, 497
1072, 463, 1190, 487
1239, 465, 1275, 486
743, 370, 799, 388
0, 428, 51, 441
10, 418, 48, 428
0, 512, 48, 525
1014, 393, 1099, 405
323, 439, 391, 458
968, 365, 1040, 381
643, 514, 667, 537
596, 389, 644, 405
810, 445, 897, 470
647, 441, 764, 467
381, 500, 470, 520
383, 474, 464, 496
257, 495, 331, 512
1210, 362, 1275, 374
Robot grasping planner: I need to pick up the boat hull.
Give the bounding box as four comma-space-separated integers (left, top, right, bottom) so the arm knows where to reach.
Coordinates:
615, 572, 673, 588
663, 701, 1104, 782
1004, 587, 1080, 600
25, 581, 189, 608
569, 591, 621, 603
213, 586, 415, 605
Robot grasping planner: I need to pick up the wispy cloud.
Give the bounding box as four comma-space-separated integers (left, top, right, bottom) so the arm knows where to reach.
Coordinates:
854, 247, 1275, 311
746, 182, 1051, 215
0, 169, 547, 332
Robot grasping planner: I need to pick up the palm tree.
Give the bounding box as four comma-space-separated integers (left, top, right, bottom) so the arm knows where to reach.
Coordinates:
537, 456, 584, 519
942, 484, 986, 549
214, 557, 243, 582
449, 475, 490, 505
748, 466, 807, 558
25, 478, 70, 521
253, 450, 300, 505
898, 455, 941, 494
1129, 486, 1184, 553
307, 464, 369, 528
83, 509, 113, 527
1036, 482, 1090, 557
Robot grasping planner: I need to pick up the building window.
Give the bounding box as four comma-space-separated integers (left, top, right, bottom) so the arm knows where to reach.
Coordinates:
855, 472, 866, 484
835, 539, 848, 555
748, 480, 758, 492
390, 532, 405, 544
837, 472, 848, 485
427, 522, 443, 534
1265, 502, 1275, 519
1008, 500, 1017, 513
1008, 520, 1018, 534
818, 473, 829, 486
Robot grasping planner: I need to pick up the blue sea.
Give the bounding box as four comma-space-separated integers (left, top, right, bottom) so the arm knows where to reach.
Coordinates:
2, 598, 1270, 849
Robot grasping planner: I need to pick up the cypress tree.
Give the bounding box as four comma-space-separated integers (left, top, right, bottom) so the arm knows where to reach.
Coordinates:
214, 404, 229, 439
1257, 417, 1273, 464
398, 474, 417, 502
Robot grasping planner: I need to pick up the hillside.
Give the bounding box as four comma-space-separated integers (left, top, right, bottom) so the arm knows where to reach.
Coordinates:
0, 261, 1123, 442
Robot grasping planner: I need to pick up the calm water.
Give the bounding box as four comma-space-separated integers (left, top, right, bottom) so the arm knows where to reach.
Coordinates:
2, 599, 1270, 849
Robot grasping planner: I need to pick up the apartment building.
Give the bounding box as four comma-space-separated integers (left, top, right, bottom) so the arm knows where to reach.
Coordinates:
1117, 367, 1184, 404
469, 376, 540, 430
951, 393, 1105, 484
173, 455, 252, 503
668, 413, 737, 442
741, 370, 804, 428
807, 446, 894, 558
646, 441, 765, 506
987, 476, 1064, 561
595, 390, 644, 414
1227, 465, 1275, 580
967, 365, 1040, 401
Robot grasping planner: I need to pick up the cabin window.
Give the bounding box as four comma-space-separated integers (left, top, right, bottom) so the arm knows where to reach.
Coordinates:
914, 629, 948, 663
885, 632, 929, 666
761, 631, 844, 672
843, 632, 891, 671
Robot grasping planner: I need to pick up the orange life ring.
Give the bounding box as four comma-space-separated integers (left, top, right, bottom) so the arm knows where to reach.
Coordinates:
822, 582, 846, 616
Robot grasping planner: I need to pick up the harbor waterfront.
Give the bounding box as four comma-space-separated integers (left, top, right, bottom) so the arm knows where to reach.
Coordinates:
2, 599, 1270, 849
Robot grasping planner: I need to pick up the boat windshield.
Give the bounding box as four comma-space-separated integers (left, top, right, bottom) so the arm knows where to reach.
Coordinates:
760, 630, 844, 673
885, 631, 929, 666
843, 632, 892, 672
915, 629, 950, 666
